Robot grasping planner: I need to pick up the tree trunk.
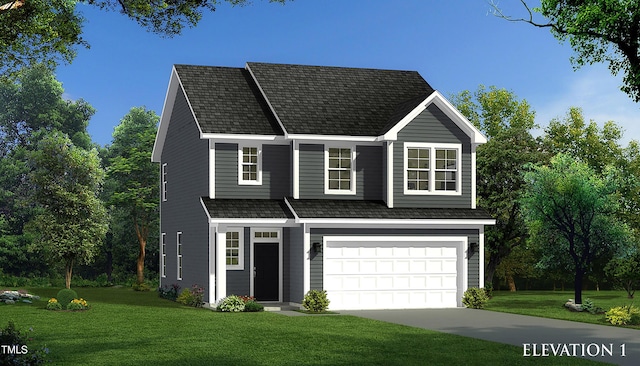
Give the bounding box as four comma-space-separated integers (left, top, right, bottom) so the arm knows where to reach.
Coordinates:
574, 270, 584, 304
485, 252, 501, 285
134, 218, 147, 285
65, 257, 74, 289
507, 274, 516, 292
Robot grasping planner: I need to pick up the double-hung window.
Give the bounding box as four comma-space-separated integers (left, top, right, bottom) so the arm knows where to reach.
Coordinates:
238, 144, 262, 185
162, 163, 167, 201
161, 233, 166, 278
404, 143, 461, 195
325, 146, 356, 194
226, 229, 243, 270
176, 232, 183, 280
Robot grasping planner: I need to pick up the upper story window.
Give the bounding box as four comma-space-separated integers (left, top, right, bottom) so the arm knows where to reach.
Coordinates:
325, 146, 356, 195
226, 229, 243, 270
162, 163, 167, 201
238, 144, 262, 185
161, 233, 166, 278
404, 143, 461, 195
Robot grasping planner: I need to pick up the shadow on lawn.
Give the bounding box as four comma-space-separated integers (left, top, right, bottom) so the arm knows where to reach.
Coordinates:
26, 287, 183, 309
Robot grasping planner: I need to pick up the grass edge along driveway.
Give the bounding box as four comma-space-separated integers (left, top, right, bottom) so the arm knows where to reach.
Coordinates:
0, 287, 604, 365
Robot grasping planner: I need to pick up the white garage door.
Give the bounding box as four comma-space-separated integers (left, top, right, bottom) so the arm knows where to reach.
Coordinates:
323, 236, 467, 310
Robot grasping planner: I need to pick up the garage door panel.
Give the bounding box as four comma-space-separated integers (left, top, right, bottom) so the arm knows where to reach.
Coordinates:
324, 237, 465, 310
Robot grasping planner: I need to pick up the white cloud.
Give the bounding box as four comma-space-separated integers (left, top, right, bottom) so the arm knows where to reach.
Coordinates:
533, 65, 640, 145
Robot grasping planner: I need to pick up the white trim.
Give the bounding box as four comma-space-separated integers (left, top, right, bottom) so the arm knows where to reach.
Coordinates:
386, 141, 394, 208
201, 133, 285, 142
176, 231, 183, 281
382, 91, 487, 145
293, 141, 300, 199
245, 63, 289, 135
238, 143, 263, 185
208, 225, 215, 304
210, 218, 295, 225
324, 144, 357, 195
250, 228, 283, 302
215, 228, 227, 302
403, 142, 462, 196
479, 226, 485, 288
471, 144, 477, 209
161, 233, 166, 278
287, 134, 379, 142
303, 224, 311, 295
161, 163, 167, 202
225, 228, 244, 270
283, 197, 300, 221
297, 219, 495, 227
209, 141, 215, 199
322, 235, 468, 308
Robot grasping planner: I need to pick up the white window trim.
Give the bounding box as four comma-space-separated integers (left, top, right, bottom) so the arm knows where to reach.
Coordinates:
324, 144, 357, 195
225, 227, 244, 270
403, 142, 462, 196
162, 163, 167, 201
176, 231, 183, 281
161, 233, 166, 278
238, 143, 263, 185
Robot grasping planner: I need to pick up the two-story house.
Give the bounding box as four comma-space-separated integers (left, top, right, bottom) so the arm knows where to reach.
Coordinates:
151, 62, 494, 310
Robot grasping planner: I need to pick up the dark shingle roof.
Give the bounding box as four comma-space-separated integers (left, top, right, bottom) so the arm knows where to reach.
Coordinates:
287, 199, 493, 220
247, 62, 434, 136
174, 65, 283, 135
201, 198, 294, 219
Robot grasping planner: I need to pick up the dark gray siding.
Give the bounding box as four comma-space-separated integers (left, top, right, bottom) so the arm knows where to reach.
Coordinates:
159, 88, 211, 300
226, 228, 250, 296
309, 228, 480, 292
215, 143, 291, 199
299, 144, 383, 200
393, 104, 472, 208
288, 226, 304, 303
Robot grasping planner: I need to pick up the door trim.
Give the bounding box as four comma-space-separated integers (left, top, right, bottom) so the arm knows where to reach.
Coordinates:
250, 228, 283, 302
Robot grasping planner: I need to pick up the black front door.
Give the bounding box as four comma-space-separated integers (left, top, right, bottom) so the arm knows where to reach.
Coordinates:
254, 243, 279, 301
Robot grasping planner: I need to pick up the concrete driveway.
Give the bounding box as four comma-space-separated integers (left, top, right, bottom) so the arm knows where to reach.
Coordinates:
341, 308, 640, 366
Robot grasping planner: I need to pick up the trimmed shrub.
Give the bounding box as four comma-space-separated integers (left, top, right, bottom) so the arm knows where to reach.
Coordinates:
302, 290, 330, 312
605, 305, 640, 326
217, 295, 245, 312
244, 300, 264, 312
176, 285, 204, 307
158, 284, 181, 301
56, 288, 78, 307
462, 287, 489, 309
132, 282, 152, 292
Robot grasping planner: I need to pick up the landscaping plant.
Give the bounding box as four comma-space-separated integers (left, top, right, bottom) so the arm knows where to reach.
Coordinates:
176, 284, 204, 307
0, 321, 48, 365
462, 287, 489, 309
56, 288, 78, 307
605, 305, 640, 326
158, 283, 181, 301
302, 290, 330, 312
216, 295, 245, 312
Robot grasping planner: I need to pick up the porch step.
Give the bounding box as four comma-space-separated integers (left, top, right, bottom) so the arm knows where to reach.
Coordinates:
263, 303, 299, 312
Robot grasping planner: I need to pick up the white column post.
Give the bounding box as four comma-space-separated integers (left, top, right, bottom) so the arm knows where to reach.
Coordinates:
215, 226, 227, 302
303, 224, 311, 294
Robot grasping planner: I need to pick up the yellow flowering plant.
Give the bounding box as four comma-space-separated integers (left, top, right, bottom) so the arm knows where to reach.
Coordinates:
66, 298, 89, 311
46, 298, 63, 310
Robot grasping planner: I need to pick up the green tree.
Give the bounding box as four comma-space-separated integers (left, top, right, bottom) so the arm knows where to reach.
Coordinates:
0, 0, 287, 75
106, 107, 159, 285
605, 245, 640, 298
27, 131, 108, 289
491, 0, 640, 102
451, 86, 542, 286
521, 153, 631, 304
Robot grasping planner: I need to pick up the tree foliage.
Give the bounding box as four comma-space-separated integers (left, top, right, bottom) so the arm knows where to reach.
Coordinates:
27, 132, 108, 288
106, 107, 159, 284
491, 0, 640, 102
0, 0, 288, 74
521, 153, 632, 303
605, 245, 640, 298
451, 86, 541, 286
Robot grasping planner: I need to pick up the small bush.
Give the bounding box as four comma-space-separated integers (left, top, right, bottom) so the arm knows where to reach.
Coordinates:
66, 298, 89, 311
176, 284, 204, 307
484, 283, 493, 299
244, 300, 264, 312
158, 283, 181, 301
581, 298, 604, 314
56, 288, 78, 307
46, 298, 63, 311
217, 295, 245, 312
605, 305, 640, 326
302, 290, 330, 312
0, 321, 48, 365
462, 287, 489, 309
132, 282, 152, 292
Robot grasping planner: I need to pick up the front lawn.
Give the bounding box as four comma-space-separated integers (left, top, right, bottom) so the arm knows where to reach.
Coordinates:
0, 287, 602, 365
485, 290, 640, 328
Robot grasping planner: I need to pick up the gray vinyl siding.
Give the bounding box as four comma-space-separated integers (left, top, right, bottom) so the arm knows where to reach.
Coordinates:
226, 228, 250, 296
215, 143, 291, 199
309, 228, 480, 291
393, 104, 472, 208
299, 144, 383, 200
159, 88, 210, 300
288, 226, 304, 303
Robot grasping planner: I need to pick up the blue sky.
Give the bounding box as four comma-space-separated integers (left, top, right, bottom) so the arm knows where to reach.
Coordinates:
54, 0, 639, 147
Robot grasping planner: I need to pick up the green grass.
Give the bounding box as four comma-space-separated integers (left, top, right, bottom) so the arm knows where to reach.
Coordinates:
0, 287, 603, 365
485, 290, 640, 328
